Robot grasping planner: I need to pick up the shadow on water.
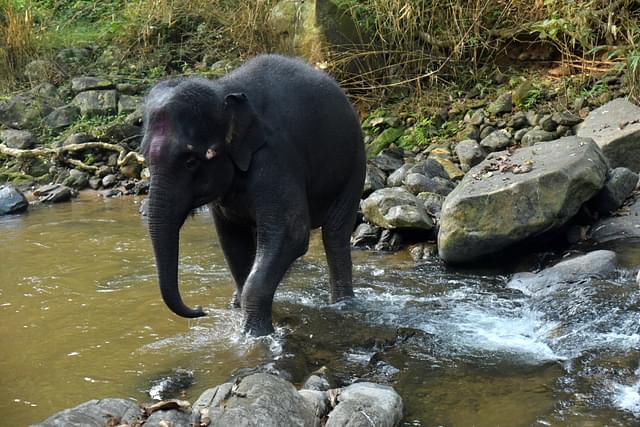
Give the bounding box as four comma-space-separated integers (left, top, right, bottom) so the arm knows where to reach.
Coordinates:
1, 193, 639, 426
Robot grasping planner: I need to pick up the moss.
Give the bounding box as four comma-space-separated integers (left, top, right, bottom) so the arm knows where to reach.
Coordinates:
367, 127, 404, 156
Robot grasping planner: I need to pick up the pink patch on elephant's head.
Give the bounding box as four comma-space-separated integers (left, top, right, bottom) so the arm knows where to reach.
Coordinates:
148, 117, 170, 163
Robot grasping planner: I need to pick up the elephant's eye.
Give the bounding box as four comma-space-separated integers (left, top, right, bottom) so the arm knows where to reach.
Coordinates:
185, 155, 198, 170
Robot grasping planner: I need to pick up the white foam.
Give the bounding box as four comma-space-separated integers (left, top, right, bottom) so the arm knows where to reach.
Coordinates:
613, 368, 640, 416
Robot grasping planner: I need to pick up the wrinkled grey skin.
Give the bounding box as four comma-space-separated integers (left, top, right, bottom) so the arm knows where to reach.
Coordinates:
141, 55, 365, 336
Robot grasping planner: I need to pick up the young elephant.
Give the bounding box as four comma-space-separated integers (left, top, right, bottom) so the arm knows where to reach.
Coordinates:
141, 54, 366, 336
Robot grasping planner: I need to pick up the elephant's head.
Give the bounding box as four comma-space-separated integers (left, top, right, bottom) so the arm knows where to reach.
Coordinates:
140, 78, 265, 318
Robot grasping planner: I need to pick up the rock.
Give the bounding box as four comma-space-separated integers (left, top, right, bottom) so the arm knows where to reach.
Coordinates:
507, 112, 529, 130
403, 173, 431, 195
469, 109, 485, 126
552, 110, 582, 126
525, 111, 543, 127
302, 373, 331, 392
0, 129, 36, 149
192, 382, 233, 416
0, 185, 28, 215
407, 158, 448, 180
102, 174, 118, 188
0, 94, 59, 129
575, 97, 640, 170
480, 129, 512, 152
370, 149, 405, 173
325, 382, 403, 427
362, 187, 434, 231
387, 164, 412, 187
487, 92, 513, 115
430, 157, 465, 181
32, 398, 142, 427
513, 127, 530, 142
101, 123, 141, 144
145, 409, 192, 427
89, 176, 101, 190
72, 90, 117, 117
34, 184, 74, 203
438, 136, 608, 263
588, 216, 640, 243
30, 82, 58, 98
62, 169, 89, 190
198, 373, 315, 427
375, 229, 403, 251
409, 242, 438, 261
363, 164, 387, 197
460, 124, 480, 141
417, 191, 445, 218
479, 125, 497, 140
44, 104, 81, 131
556, 124, 573, 137
630, 198, 640, 216
117, 94, 140, 115
116, 83, 146, 95
368, 127, 404, 155
507, 250, 618, 296
590, 167, 639, 214
521, 128, 556, 146
455, 139, 486, 172
539, 114, 558, 132
63, 132, 95, 146
351, 223, 381, 248
71, 76, 114, 93
298, 390, 329, 425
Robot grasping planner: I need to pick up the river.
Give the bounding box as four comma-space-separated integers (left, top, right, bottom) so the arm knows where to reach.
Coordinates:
1, 193, 639, 426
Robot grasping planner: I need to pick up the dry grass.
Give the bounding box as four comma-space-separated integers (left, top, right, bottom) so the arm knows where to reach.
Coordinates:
0, 1, 36, 90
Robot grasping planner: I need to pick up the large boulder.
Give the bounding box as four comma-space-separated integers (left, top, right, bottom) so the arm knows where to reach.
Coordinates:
438, 136, 608, 263
361, 187, 434, 231
0, 185, 28, 215
576, 97, 640, 171
32, 398, 142, 427
325, 382, 403, 427
197, 373, 315, 427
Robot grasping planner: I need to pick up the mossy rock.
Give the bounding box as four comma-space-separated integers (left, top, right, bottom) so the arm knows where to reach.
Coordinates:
367, 127, 404, 156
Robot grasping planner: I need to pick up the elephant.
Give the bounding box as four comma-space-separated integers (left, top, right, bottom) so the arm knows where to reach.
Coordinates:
140, 54, 366, 336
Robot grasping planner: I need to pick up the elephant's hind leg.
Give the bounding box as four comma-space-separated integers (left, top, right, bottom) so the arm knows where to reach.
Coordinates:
322, 191, 360, 303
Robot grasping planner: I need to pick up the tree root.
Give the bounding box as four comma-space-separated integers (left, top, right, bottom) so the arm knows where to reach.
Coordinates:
0, 142, 145, 173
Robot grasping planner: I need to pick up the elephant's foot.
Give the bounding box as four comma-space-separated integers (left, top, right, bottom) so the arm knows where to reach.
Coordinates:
330, 286, 354, 304
242, 311, 274, 337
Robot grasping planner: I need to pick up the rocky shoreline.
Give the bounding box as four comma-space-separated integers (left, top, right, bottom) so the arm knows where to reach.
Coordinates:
33, 372, 403, 427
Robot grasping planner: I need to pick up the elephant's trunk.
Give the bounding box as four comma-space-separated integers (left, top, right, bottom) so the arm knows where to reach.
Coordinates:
147, 178, 206, 318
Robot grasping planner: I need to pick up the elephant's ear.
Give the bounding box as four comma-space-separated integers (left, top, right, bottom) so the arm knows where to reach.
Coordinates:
224, 92, 266, 172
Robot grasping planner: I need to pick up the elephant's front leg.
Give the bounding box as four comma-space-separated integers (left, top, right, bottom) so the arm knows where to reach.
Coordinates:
241, 220, 310, 336
212, 209, 256, 308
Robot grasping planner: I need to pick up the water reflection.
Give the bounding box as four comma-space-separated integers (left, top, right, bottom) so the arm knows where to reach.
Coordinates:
0, 193, 639, 426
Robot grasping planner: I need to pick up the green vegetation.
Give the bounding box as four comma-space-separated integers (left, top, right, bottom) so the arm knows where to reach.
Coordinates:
1, 0, 639, 152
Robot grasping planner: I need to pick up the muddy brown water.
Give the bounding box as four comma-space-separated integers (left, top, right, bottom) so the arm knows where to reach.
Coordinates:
1, 193, 639, 426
